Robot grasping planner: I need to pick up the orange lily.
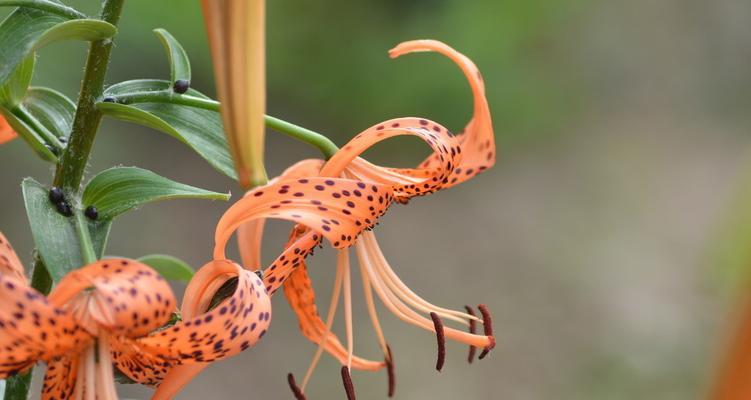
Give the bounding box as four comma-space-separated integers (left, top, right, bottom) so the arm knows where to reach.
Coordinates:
232, 40, 496, 398
0, 231, 271, 400
0, 115, 16, 144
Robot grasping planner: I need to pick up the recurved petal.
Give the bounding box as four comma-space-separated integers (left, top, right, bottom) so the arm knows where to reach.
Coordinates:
0, 116, 16, 145
0, 275, 90, 378
139, 259, 271, 398
48, 259, 177, 337
41, 355, 79, 400
0, 231, 27, 283
138, 259, 271, 363
389, 39, 495, 187
283, 262, 384, 371
320, 118, 460, 200
214, 177, 394, 260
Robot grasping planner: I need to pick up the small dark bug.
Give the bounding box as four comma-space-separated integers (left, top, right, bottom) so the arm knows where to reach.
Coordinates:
45, 144, 58, 155
55, 201, 73, 217
84, 206, 99, 220
102, 97, 116, 103
48, 187, 65, 204
58, 136, 68, 144
173, 79, 190, 94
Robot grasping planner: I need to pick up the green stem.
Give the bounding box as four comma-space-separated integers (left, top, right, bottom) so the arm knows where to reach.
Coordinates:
5, 2, 124, 400
0, 0, 86, 19
53, 0, 124, 193
74, 212, 96, 264
106, 91, 340, 159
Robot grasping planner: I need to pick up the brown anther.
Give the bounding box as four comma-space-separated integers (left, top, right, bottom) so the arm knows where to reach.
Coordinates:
477, 304, 495, 360
465, 305, 478, 363
340, 366, 357, 400
430, 312, 446, 371
287, 373, 306, 400
385, 344, 396, 397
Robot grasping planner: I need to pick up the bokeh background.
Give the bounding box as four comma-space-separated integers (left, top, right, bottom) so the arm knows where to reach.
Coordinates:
2, 0, 751, 398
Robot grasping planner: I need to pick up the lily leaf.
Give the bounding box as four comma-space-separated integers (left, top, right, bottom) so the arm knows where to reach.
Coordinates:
20, 86, 75, 139
21, 178, 108, 281
154, 28, 191, 84
98, 80, 235, 178
0, 55, 35, 108
0, 6, 116, 86
138, 254, 194, 282
0, 107, 57, 161
82, 166, 230, 220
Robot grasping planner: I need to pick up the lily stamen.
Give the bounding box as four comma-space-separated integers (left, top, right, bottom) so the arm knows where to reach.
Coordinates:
430, 312, 446, 372
478, 304, 495, 359
287, 373, 306, 400
340, 366, 356, 400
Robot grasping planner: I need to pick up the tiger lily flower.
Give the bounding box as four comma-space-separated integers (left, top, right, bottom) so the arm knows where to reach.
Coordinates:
0, 115, 16, 144
0, 231, 271, 400
232, 40, 497, 398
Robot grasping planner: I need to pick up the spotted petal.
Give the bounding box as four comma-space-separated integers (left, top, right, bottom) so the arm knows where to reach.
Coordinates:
321, 117, 461, 201
40, 355, 79, 400
48, 259, 177, 337
0, 275, 90, 378
143, 259, 271, 399
390, 39, 495, 187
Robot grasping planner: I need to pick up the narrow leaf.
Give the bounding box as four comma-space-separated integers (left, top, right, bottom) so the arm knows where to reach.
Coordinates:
0, 107, 57, 161
138, 254, 194, 282
0, 7, 115, 85
21, 87, 75, 139
82, 166, 230, 220
21, 178, 108, 281
0, 55, 35, 108
154, 28, 191, 84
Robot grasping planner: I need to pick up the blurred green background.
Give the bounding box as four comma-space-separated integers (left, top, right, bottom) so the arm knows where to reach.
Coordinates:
2, 0, 751, 398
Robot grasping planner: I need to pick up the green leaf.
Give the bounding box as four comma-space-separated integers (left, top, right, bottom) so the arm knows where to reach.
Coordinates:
138, 254, 194, 282
21, 178, 108, 281
154, 28, 191, 84
99, 80, 236, 178
0, 55, 35, 108
82, 166, 230, 220
20, 87, 75, 139
0, 107, 57, 161
0, 6, 116, 85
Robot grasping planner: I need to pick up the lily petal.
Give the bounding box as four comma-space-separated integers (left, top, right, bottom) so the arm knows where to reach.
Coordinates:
41, 355, 79, 400
145, 259, 271, 399
0, 274, 90, 378
390, 39, 495, 187
320, 118, 461, 201
48, 259, 176, 337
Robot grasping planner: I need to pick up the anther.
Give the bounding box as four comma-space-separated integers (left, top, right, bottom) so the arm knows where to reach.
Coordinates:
340, 366, 356, 400
173, 79, 190, 94
477, 304, 495, 360
429, 312, 446, 371
287, 373, 306, 400
55, 201, 73, 217
465, 305, 478, 363
48, 186, 64, 204
385, 345, 396, 397
84, 205, 99, 220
